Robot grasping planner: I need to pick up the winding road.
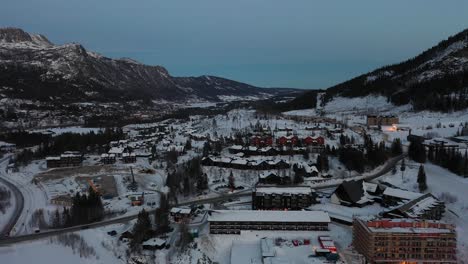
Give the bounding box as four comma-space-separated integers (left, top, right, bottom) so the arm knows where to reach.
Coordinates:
0, 156, 24, 237
0, 154, 405, 246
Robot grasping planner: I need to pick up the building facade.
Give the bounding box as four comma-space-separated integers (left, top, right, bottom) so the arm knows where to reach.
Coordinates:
209, 210, 330, 234
367, 115, 399, 126
252, 186, 318, 210
353, 218, 457, 263
46, 152, 83, 168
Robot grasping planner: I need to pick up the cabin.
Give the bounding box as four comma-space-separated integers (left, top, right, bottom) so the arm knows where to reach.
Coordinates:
258, 172, 291, 185
330, 180, 373, 207
170, 207, 192, 222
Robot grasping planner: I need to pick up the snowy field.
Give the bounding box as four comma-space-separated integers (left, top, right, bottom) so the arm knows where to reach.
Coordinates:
29, 126, 103, 136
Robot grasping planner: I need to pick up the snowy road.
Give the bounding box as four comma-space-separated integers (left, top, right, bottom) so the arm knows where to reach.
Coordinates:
0, 156, 24, 237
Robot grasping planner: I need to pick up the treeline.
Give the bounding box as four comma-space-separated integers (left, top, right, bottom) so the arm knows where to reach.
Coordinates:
408, 140, 468, 177
333, 134, 396, 173
51, 187, 104, 228
166, 157, 208, 199
0, 131, 50, 147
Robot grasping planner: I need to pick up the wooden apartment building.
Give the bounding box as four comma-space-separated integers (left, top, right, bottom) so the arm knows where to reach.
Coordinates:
353, 218, 457, 263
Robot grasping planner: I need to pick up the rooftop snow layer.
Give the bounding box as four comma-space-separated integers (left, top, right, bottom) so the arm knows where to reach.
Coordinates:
208, 210, 330, 223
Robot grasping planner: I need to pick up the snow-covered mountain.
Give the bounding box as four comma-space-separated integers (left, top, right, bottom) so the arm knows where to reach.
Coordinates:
0, 28, 297, 103
287, 28, 468, 112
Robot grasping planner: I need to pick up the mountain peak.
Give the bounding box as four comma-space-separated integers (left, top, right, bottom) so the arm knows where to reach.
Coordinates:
0, 27, 53, 47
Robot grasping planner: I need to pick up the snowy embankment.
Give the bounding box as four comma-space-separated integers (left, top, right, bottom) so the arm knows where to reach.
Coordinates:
0, 226, 126, 264
377, 161, 468, 262
0, 181, 15, 232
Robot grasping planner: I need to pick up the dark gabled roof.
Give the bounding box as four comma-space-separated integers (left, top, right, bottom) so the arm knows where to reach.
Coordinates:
386, 193, 442, 218
334, 180, 364, 204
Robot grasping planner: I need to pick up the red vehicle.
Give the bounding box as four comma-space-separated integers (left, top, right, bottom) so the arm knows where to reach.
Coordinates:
318, 236, 337, 252
292, 240, 299, 246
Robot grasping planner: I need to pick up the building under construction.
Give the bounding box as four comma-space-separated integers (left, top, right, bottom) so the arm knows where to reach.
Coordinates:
353, 218, 457, 263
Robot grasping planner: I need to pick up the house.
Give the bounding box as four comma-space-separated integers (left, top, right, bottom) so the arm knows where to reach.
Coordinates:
170, 207, 192, 222
208, 210, 330, 234
252, 185, 318, 210
382, 193, 445, 220
277, 135, 299, 146
228, 145, 244, 154
330, 180, 373, 207
258, 171, 291, 185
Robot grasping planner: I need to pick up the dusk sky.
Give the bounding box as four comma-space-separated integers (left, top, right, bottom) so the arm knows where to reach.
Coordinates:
2, 0, 468, 89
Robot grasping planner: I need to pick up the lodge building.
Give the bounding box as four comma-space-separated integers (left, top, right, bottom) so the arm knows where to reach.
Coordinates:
208, 210, 330, 234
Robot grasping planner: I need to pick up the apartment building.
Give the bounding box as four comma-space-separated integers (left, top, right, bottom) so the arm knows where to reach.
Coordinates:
252, 185, 318, 210
353, 218, 457, 263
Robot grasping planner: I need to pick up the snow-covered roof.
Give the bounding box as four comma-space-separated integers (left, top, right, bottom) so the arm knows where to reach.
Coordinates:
46, 156, 61, 161
208, 210, 330, 223
383, 187, 422, 200
142, 238, 165, 247
364, 182, 378, 193
108, 147, 124, 154
170, 207, 191, 214
229, 145, 243, 150
231, 159, 248, 165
